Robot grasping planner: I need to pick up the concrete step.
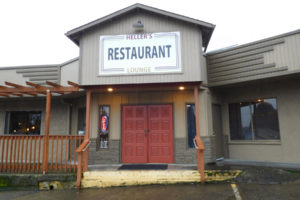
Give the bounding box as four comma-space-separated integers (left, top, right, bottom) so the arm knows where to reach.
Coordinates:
81, 170, 242, 188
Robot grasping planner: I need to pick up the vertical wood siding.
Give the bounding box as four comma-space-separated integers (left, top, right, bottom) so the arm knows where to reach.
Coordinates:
264, 33, 300, 71
0, 65, 60, 86
60, 59, 79, 86
207, 30, 300, 87
80, 11, 204, 85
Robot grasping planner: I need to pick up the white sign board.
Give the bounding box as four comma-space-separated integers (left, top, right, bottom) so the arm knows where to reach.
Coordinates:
99, 32, 181, 75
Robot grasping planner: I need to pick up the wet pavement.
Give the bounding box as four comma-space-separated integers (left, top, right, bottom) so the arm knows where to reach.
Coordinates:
0, 184, 235, 200
238, 183, 300, 199
1, 182, 300, 200
1, 167, 300, 200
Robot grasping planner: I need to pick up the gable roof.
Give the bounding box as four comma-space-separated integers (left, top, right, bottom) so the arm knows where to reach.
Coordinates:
65, 3, 215, 50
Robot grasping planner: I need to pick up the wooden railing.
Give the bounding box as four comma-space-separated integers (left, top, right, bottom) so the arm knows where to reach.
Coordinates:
0, 135, 84, 173
75, 139, 91, 188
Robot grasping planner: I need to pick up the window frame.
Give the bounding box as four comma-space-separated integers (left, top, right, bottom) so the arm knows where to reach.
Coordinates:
4, 110, 42, 135
228, 97, 281, 144
97, 105, 110, 150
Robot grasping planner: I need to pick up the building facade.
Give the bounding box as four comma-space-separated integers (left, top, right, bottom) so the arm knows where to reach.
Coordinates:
0, 4, 300, 166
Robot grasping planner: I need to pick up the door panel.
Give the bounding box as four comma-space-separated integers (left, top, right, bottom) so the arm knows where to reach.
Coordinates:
122, 105, 174, 163
213, 104, 227, 158
148, 105, 174, 163
122, 106, 148, 163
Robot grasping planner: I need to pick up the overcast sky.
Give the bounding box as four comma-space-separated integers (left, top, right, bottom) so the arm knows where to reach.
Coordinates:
0, 0, 299, 67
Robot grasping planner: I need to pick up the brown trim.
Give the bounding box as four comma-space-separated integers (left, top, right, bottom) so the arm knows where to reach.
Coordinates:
0, 81, 80, 97
83, 89, 91, 172
83, 81, 201, 89
193, 85, 205, 183
42, 90, 51, 173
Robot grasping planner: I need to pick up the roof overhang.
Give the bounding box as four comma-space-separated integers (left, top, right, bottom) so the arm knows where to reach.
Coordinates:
65, 3, 215, 50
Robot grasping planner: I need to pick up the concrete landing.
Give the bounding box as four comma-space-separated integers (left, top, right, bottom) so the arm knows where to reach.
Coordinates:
81, 170, 242, 188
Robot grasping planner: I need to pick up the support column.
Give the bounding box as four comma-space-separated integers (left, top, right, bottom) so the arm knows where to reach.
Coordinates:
43, 89, 51, 173
83, 89, 91, 172
194, 85, 205, 183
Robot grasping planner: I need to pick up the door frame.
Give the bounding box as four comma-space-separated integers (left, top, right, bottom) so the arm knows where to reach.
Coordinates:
120, 103, 175, 163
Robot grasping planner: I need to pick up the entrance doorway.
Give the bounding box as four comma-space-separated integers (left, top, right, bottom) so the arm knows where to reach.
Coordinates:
122, 105, 174, 163
212, 104, 225, 158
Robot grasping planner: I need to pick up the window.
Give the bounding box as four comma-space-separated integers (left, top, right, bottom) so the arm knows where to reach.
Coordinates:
5, 111, 41, 135
229, 98, 280, 140
98, 105, 110, 149
77, 107, 86, 135
186, 104, 196, 148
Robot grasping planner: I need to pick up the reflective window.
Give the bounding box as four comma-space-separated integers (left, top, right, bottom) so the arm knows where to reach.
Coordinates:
186, 104, 196, 148
5, 111, 41, 135
98, 105, 110, 149
229, 98, 280, 140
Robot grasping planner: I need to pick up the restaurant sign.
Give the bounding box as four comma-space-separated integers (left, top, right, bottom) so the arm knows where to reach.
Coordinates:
99, 32, 181, 75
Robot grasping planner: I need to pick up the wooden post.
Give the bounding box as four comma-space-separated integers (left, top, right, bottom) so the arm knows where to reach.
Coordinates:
43, 90, 51, 173
76, 152, 82, 188
194, 85, 205, 183
83, 90, 91, 172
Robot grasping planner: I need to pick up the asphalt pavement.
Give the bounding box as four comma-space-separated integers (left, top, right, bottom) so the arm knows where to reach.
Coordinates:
1, 182, 300, 200
1, 166, 300, 200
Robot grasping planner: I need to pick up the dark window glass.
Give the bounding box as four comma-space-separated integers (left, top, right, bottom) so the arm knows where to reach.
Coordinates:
229, 98, 280, 141
98, 105, 110, 149
186, 104, 196, 148
5, 111, 41, 135
253, 99, 280, 140
77, 107, 86, 135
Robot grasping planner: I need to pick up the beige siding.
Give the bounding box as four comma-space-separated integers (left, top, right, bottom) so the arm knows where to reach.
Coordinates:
207, 30, 300, 87
264, 33, 300, 71
60, 59, 79, 86
80, 11, 203, 85
89, 89, 212, 140
206, 38, 287, 87
0, 99, 70, 135
220, 78, 300, 163
0, 65, 59, 87
0, 69, 30, 86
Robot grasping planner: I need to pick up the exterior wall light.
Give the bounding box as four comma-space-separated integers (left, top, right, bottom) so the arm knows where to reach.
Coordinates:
257, 99, 263, 103
107, 88, 114, 92
133, 20, 144, 32
179, 86, 185, 90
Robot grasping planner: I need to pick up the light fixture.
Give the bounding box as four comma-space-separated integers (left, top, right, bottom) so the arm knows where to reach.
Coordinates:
32, 126, 35, 130
257, 99, 263, 103
26, 128, 30, 132
133, 20, 144, 31
179, 86, 185, 90
107, 88, 114, 92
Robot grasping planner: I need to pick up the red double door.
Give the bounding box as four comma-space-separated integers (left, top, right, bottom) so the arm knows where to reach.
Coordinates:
122, 105, 174, 163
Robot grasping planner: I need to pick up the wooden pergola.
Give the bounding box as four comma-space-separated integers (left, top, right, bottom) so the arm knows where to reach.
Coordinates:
0, 81, 80, 97
0, 81, 205, 186
0, 81, 87, 168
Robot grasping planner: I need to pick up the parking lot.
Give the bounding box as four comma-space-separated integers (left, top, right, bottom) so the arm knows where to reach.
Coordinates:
1, 182, 300, 200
